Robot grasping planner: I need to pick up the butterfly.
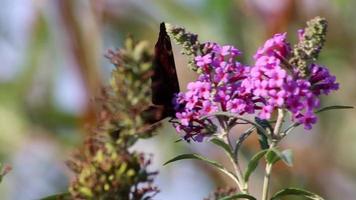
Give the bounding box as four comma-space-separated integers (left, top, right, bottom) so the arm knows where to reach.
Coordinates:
141, 22, 180, 124
108, 23, 179, 138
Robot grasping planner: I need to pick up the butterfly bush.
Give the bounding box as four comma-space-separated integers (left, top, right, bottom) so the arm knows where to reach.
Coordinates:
173, 18, 339, 142
173, 43, 257, 141
165, 17, 352, 200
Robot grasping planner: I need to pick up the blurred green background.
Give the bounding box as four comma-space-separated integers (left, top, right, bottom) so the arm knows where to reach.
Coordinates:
0, 0, 355, 199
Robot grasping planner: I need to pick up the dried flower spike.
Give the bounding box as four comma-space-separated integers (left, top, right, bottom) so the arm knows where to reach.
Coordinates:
289, 16, 328, 77
68, 37, 159, 200
165, 23, 202, 70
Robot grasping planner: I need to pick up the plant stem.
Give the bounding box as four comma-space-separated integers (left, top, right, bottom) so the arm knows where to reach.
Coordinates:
261, 159, 273, 200
227, 134, 248, 193
273, 109, 285, 137
262, 109, 285, 200
220, 123, 248, 193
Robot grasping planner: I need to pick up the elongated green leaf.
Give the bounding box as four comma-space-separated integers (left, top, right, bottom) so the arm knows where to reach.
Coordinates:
244, 149, 268, 182
219, 193, 257, 200
164, 154, 239, 183
283, 105, 353, 136
164, 153, 220, 167
255, 117, 271, 150
210, 137, 234, 158
315, 105, 353, 114
40, 192, 71, 200
271, 188, 325, 200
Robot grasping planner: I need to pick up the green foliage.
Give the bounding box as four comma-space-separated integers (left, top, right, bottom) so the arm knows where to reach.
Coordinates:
254, 117, 271, 150
219, 193, 257, 200
164, 153, 219, 167
265, 149, 293, 167
265, 150, 280, 165
315, 105, 354, 114
283, 105, 353, 135
210, 137, 234, 158
164, 153, 239, 184
271, 188, 325, 200
244, 150, 268, 182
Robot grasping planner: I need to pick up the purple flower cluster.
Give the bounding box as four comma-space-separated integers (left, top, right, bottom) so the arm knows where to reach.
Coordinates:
242, 33, 291, 119
243, 33, 338, 129
173, 43, 256, 141
173, 32, 339, 141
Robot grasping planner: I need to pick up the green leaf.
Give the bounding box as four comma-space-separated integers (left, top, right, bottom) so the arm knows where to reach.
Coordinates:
210, 137, 234, 158
219, 193, 257, 200
271, 188, 325, 200
265, 149, 281, 164
315, 105, 353, 114
40, 192, 71, 200
283, 105, 353, 136
255, 117, 271, 150
164, 153, 218, 166
265, 149, 293, 167
164, 154, 239, 183
244, 149, 268, 182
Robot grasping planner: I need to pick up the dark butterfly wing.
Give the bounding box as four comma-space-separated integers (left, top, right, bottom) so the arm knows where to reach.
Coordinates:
151, 22, 180, 108
142, 23, 179, 125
